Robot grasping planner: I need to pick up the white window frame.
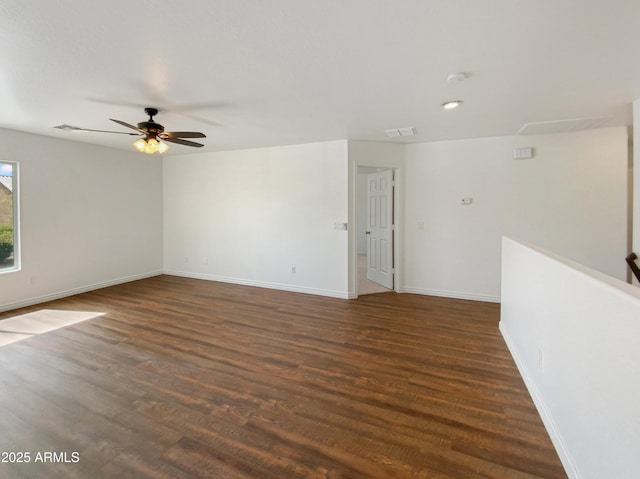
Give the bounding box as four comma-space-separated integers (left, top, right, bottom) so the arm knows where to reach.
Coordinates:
0, 161, 19, 274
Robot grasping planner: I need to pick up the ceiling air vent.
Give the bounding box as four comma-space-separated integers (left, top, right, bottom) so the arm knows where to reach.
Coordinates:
516, 117, 610, 136
385, 127, 415, 138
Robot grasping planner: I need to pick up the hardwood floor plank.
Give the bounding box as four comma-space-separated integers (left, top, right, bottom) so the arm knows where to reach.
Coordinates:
0, 276, 567, 478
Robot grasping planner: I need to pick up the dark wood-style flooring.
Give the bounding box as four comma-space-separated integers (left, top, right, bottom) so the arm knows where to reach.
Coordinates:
0, 275, 567, 478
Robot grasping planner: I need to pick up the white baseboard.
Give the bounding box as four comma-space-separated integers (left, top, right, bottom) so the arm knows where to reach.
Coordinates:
0, 270, 163, 313
2, 270, 501, 313
400, 286, 501, 303
163, 270, 351, 299
499, 322, 579, 479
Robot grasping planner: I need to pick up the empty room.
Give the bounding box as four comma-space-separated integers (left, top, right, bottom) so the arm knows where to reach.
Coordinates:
1, 1, 639, 478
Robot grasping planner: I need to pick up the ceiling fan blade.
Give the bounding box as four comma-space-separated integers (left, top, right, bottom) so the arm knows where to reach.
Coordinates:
110, 118, 146, 134
79, 127, 141, 136
161, 131, 206, 139
53, 124, 140, 135
163, 137, 204, 148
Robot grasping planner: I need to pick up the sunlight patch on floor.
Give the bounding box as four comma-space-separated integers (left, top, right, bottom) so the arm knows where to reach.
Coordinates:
0, 309, 105, 347
358, 254, 392, 295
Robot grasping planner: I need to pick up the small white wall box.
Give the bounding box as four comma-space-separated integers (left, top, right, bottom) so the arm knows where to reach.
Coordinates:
460, 197, 473, 205
513, 147, 534, 159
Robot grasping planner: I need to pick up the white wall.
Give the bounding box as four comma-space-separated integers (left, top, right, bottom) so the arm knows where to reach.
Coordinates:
163, 140, 350, 298
500, 237, 640, 479
0, 127, 628, 309
403, 128, 628, 301
0, 128, 163, 311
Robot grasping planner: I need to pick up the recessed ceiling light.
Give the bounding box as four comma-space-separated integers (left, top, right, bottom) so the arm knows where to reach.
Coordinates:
441, 100, 463, 110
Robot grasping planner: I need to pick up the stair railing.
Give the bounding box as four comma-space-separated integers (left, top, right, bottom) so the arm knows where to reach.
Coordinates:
625, 253, 640, 283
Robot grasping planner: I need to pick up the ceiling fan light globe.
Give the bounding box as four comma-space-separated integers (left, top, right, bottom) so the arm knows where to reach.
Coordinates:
145, 138, 159, 154
133, 138, 147, 152
158, 141, 169, 154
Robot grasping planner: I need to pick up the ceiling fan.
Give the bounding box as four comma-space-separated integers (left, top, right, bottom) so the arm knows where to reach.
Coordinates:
54, 107, 206, 154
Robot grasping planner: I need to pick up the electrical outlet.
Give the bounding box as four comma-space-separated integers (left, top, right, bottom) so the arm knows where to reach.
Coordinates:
460, 197, 473, 205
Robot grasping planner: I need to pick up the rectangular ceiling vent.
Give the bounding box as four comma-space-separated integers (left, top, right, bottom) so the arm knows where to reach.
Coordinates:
516, 117, 610, 136
385, 127, 415, 138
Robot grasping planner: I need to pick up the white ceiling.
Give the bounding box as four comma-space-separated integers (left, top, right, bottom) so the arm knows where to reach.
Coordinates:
1, 0, 640, 155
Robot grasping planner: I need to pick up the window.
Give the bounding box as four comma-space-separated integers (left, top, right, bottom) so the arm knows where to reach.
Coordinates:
0, 161, 18, 272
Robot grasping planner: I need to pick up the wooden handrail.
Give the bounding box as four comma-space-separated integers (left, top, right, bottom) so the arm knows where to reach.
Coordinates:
626, 252, 640, 282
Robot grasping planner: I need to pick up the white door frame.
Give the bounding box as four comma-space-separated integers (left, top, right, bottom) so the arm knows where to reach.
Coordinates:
349, 160, 403, 298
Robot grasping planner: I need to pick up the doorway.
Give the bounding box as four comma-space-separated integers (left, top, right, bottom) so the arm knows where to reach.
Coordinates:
356, 166, 395, 295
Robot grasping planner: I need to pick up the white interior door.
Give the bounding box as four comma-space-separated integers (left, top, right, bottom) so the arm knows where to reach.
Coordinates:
366, 170, 394, 289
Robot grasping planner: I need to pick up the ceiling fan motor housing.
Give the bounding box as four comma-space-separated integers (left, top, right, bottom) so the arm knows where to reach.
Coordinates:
137, 121, 165, 136
139, 107, 164, 137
